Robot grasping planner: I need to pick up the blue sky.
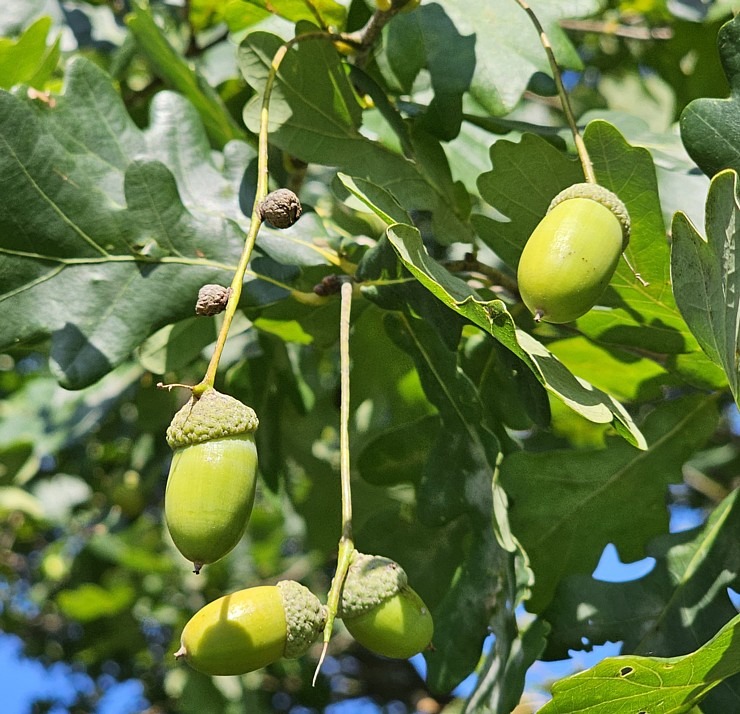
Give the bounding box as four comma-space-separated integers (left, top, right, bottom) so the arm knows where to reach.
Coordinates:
0, 633, 147, 714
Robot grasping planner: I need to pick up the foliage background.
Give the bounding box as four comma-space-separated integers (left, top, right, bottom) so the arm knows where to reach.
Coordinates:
1, 0, 739, 713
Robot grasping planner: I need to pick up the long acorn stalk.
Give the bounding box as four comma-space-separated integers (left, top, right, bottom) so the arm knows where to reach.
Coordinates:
314, 281, 357, 682
313, 282, 433, 680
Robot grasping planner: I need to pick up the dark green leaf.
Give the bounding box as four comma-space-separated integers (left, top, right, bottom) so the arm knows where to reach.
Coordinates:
227, 333, 315, 490
357, 415, 439, 486
464, 334, 551, 432
680, 14, 740, 178
238, 30, 473, 245
465, 617, 549, 714
385, 222, 646, 449
425, 528, 509, 695
355, 505, 468, 614
542, 490, 740, 710
386, 4, 475, 140
0, 58, 271, 387
500, 395, 720, 612
647, 16, 727, 118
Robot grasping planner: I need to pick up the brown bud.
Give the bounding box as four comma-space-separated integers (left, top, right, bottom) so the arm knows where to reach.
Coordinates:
313, 274, 344, 297
196, 285, 232, 316
260, 189, 302, 229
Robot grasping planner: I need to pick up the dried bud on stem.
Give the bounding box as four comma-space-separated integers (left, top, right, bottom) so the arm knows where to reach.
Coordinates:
313, 274, 346, 297
196, 285, 232, 316
260, 189, 302, 229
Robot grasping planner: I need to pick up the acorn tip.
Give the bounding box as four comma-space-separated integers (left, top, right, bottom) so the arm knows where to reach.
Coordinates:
533, 309, 544, 323
174, 644, 187, 660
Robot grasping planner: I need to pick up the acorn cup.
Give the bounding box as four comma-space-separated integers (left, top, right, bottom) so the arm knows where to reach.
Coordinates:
165, 388, 259, 573
175, 580, 327, 676
516, 182, 631, 324
338, 552, 433, 659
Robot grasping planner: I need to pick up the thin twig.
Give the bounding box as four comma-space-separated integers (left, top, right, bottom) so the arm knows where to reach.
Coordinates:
194, 31, 333, 394
182, 10, 411, 392
513, 0, 595, 183
444, 255, 520, 295
559, 18, 672, 41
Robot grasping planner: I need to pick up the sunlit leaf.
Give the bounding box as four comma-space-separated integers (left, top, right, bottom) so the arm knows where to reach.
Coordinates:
57, 581, 137, 622
671, 169, 740, 405
0, 16, 60, 90
539, 613, 740, 714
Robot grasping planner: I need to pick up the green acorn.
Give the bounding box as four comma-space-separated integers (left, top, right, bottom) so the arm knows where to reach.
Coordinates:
338, 552, 433, 659
517, 182, 631, 324
175, 580, 327, 676
165, 388, 259, 573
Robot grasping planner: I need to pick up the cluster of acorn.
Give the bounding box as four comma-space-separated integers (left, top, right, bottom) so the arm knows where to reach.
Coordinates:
164, 190, 433, 677
164, 388, 433, 675
165, 176, 630, 676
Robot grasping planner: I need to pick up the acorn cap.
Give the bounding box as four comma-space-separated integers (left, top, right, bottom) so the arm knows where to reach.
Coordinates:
166, 388, 258, 449
548, 182, 631, 250
277, 580, 327, 659
338, 552, 408, 620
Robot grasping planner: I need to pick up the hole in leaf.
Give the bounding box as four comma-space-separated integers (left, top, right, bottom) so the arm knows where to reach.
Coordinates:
619, 666, 634, 676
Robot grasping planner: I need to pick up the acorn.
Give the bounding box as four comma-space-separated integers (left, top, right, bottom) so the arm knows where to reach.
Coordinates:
516, 182, 630, 324
165, 388, 259, 573
338, 552, 433, 659
175, 580, 327, 676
